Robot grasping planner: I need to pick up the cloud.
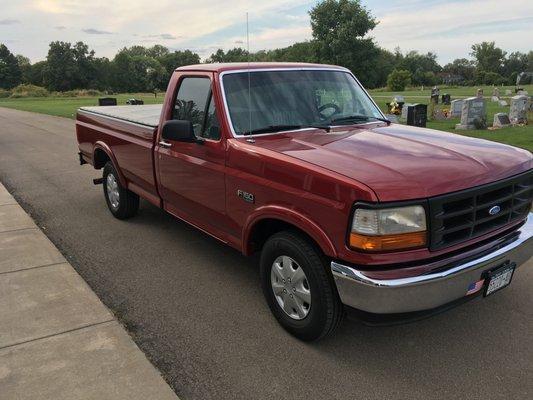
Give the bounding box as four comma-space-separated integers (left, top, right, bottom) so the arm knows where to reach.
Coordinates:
82, 28, 113, 35
142, 33, 180, 40
371, 0, 533, 63
54, 26, 66, 30
0, 19, 20, 25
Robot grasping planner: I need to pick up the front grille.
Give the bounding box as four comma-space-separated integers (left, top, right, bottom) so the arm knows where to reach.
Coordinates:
429, 170, 533, 250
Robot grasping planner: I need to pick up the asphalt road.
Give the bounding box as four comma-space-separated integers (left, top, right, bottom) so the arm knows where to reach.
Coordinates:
1, 106, 532, 400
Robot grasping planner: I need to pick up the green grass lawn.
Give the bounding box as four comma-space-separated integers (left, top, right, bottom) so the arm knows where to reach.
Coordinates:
368, 84, 533, 151
0, 93, 164, 119
0, 86, 531, 151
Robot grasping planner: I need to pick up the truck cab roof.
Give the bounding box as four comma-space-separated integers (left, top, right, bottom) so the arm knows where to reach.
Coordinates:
175, 62, 348, 73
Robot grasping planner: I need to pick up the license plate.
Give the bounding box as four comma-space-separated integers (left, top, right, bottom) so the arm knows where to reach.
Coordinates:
484, 263, 516, 297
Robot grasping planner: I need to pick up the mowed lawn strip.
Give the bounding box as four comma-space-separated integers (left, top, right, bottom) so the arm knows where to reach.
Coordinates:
0, 85, 532, 151
0, 94, 164, 119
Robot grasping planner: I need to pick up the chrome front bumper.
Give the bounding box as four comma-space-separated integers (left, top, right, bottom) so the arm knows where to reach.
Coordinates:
331, 214, 533, 314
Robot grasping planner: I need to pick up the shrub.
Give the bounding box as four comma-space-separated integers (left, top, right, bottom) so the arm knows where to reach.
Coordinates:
387, 69, 412, 91
10, 84, 49, 98
0, 89, 11, 98
473, 116, 487, 130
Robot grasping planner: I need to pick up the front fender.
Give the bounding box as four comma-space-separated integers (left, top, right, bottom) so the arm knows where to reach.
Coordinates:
243, 205, 337, 258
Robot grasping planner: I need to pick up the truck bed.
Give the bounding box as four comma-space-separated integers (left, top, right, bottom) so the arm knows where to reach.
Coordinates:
79, 104, 163, 128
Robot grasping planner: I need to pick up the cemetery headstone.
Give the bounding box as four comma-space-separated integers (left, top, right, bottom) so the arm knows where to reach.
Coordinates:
407, 104, 428, 127
498, 100, 508, 107
455, 97, 486, 130
449, 99, 463, 117
476, 88, 483, 98
491, 96, 499, 102
441, 93, 451, 105
491, 87, 500, 98
98, 97, 117, 106
509, 95, 528, 124
493, 113, 511, 128
401, 103, 412, 120
431, 86, 439, 104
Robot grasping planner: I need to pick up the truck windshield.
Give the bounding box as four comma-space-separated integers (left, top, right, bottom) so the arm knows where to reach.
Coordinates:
221, 69, 383, 136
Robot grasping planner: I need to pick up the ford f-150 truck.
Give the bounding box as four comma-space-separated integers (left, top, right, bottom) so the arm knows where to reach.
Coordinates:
76, 63, 533, 341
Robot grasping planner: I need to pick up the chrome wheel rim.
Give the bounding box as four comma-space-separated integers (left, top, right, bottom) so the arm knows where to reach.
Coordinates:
270, 255, 311, 320
106, 173, 120, 210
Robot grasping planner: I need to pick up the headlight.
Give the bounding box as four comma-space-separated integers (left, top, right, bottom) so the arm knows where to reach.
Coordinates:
349, 205, 427, 251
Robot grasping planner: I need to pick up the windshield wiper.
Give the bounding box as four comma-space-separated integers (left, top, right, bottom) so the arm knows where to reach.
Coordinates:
244, 124, 330, 135
329, 115, 391, 125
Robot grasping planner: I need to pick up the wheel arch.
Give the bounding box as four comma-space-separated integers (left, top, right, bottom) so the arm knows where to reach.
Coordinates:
243, 207, 337, 258
93, 142, 127, 187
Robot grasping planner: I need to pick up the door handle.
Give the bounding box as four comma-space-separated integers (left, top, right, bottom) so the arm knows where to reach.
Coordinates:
159, 140, 172, 148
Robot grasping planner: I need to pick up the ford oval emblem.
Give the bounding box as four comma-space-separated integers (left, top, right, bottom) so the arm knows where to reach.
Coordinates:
489, 205, 501, 215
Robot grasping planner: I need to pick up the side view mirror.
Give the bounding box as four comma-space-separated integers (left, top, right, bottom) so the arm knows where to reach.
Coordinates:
162, 120, 202, 143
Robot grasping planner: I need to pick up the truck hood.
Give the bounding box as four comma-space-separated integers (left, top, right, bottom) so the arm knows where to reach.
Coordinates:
252, 123, 532, 201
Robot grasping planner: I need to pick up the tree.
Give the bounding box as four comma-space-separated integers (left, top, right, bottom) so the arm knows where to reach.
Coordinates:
15, 54, 31, 84
43, 41, 78, 91
0, 44, 22, 89
159, 50, 200, 82
502, 51, 528, 78
111, 48, 167, 92
206, 48, 250, 63
387, 69, 411, 91
25, 61, 47, 87
310, 0, 379, 86
443, 58, 476, 83
394, 50, 441, 86
470, 41, 506, 74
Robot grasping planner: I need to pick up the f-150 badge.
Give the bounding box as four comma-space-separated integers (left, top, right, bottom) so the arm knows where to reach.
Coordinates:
237, 190, 254, 203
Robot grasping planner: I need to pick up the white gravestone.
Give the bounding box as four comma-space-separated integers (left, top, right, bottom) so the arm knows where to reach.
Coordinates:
509, 95, 528, 124
455, 97, 486, 130
498, 100, 508, 107
449, 99, 463, 117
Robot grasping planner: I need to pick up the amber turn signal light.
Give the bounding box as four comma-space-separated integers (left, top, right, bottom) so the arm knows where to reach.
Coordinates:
349, 231, 427, 252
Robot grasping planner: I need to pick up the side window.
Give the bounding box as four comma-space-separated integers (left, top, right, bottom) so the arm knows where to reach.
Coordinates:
202, 94, 221, 140
174, 77, 211, 136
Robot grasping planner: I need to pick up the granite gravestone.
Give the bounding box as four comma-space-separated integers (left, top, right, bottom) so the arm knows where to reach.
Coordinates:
449, 99, 463, 117
441, 93, 451, 105
493, 113, 511, 128
455, 97, 486, 130
401, 103, 412, 120
509, 95, 528, 124
98, 97, 117, 106
407, 104, 427, 127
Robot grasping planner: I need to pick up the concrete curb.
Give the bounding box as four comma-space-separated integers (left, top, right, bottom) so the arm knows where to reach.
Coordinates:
0, 182, 179, 400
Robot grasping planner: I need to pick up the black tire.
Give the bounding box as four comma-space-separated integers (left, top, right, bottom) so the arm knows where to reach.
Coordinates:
102, 161, 139, 219
260, 230, 343, 341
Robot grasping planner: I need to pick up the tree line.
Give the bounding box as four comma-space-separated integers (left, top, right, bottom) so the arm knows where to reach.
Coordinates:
1, 0, 532, 94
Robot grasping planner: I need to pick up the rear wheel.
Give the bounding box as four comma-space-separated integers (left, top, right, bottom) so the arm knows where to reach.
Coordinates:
103, 162, 139, 219
260, 230, 343, 341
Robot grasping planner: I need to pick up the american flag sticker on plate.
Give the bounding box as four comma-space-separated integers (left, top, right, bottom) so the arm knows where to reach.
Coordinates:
466, 279, 485, 295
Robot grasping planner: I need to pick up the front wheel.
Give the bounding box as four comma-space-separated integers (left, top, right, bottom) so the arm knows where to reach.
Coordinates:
103, 162, 139, 219
260, 231, 343, 341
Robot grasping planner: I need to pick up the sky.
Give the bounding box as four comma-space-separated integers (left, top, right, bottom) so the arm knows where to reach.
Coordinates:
0, 0, 532, 65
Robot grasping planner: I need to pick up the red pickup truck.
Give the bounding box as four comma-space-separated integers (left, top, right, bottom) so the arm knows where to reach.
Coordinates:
77, 63, 533, 340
